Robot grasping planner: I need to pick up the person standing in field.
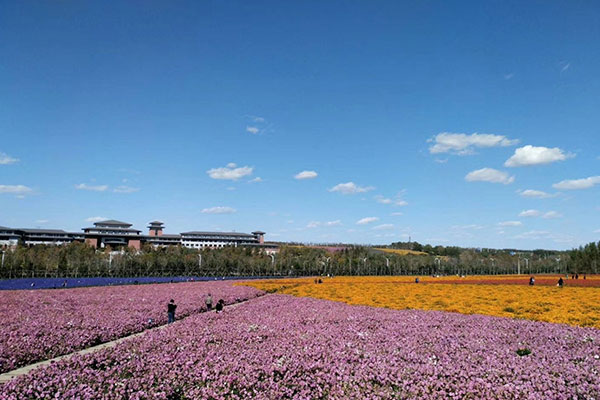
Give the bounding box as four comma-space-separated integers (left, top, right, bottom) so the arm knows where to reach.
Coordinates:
558, 277, 564, 288
215, 299, 224, 313
167, 299, 177, 324
205, 293, 213, 311
529, 276, 535, 286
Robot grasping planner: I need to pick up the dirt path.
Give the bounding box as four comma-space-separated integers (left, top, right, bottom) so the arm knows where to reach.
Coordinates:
0, 295, 268, 384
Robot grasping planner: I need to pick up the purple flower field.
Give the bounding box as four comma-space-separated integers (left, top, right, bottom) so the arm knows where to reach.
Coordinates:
2, 294, 599, 399
0, 282, 264, 373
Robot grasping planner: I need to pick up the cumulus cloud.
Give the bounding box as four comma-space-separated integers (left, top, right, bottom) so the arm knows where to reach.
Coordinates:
519, 209, 541, 217
0, 184, 33, 194
356, 217, 379, 225
249, 177, 263, 183
514, 230, 551, 240
325, 220, 342, 226
542, 211, 562, 219
428, 132, 518, 155
375, 193, 408, 206
113, 185, 140, 193
0, 152, 19, 165
553, 176, 600, 190
372, 223, 394, 230
85, 216, 108, 223
307, 220, 342, 228
201, 206, 237, 214
294, 170, 318, 180
465, 168, 515, 184
207, 163, 253, 180
329, 182, 374, 194
518, 189, 555, 198
498, 221, 522, 227
75, 183, 108, 192
246, 126, 260, 134
505, 145, 572, 167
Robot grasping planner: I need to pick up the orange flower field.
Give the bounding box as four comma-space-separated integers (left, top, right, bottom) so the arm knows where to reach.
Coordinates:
244, 275, 600, 328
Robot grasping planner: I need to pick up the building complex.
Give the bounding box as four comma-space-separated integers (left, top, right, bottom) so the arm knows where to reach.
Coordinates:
0, 220, 275, 252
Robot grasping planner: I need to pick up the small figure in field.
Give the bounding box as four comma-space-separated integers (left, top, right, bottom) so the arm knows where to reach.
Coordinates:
415, 277, 420, 284
167, 299, 177, 324
584, 274, 587, 280
62, 280, 67, 288
575, 273, 579, 279
215, 299, 224, 313
314, 278, 318, 284
318, 278, 323, 284
529, 277, 535, 286
205, 293, 213, 311
557, 277, 564, 288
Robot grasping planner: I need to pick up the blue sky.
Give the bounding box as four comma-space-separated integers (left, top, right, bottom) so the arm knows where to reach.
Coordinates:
1, 1, 599, 250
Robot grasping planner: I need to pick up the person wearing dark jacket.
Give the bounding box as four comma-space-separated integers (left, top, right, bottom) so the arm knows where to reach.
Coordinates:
167, 299, 177, 324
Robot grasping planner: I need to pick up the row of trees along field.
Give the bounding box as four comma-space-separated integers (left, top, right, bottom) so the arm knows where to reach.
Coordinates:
568, 241, 600, 273
2, 240, 596, 279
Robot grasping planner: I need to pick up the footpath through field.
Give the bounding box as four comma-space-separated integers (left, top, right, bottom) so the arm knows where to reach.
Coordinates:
0, 294, 268, 384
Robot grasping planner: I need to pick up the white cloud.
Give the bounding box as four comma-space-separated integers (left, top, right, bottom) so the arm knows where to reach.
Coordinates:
249, 177, 263, 183
542, 211, 562, 219
35, 219, 49, 224
519, 209, 541, 217
85, 216, 108, 223
201, 206, 237, 214
113, 185, 140, 193
375, 193, 408, 206
294, 170, 318, 180
356, 217, 379, 225
373, 223, 394, 231
307, 220, 342, 228
75, 183, 108, 192
498, 221, 522, 227
505, 145, 572, 167
248, 115, 265, 123
329, 182, 374, 195
561, 62, 570, 72
504, 73, 515, 80
390, 212, 403, 216
465, 168, 514, 184
553, 176, 600, 190
429, 132, 518, 155
246, 126, 260, 134
518, 189, 555, 199
207, 164, 253, 180
375, 196, 392, 204
0, 185, 33, 194
0, 152, 19, 165
514, 230, 551, 240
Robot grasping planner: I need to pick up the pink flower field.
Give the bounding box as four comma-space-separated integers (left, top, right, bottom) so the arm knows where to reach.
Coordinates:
0, 281, 264, 373
2, 294, 599, 399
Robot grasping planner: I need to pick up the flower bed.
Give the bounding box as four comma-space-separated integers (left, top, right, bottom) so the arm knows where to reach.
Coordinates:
2, 295, 599, 399
245, 276, 600, 328
0, 281, 263, 373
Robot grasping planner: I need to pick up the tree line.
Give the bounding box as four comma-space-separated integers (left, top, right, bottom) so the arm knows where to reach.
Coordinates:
0, 241, 586, 279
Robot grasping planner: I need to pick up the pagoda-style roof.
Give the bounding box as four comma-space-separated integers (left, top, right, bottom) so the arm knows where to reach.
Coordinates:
19, 228, 68, 234
83, 227, 141, 233
180, 231, 255, 237
93, 220, 132, 228
252, 231, 266, 235
148, 221, 164, 225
